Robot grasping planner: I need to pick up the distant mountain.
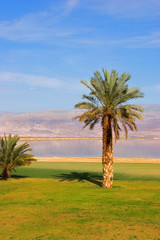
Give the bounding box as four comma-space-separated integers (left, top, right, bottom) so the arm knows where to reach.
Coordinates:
0, 105, 159, 138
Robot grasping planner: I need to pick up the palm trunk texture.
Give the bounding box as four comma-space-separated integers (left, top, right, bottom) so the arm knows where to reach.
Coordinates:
2, 168, 11, 180
102, 115, 113, 188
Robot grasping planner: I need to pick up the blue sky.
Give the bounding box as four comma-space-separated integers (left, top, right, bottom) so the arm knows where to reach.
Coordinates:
0, 0, 159, 112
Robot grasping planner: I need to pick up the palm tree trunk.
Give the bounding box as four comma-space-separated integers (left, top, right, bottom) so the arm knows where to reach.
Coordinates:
102, 115, 113, 188
2, 168, 11, 180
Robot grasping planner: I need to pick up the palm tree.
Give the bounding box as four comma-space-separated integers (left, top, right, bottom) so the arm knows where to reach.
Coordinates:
0, 134, 36, 180
74, 69, 144, 188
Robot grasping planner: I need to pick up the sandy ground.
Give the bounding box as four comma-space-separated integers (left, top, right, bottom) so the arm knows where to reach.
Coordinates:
19, 137, 148, 141
36, 157, 160, 163
19, 137, 102, 141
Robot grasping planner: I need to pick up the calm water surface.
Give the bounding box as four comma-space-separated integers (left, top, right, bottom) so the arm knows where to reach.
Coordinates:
28, 139, 160, 159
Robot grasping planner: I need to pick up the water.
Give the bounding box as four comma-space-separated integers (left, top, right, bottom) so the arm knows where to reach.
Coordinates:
27, 138, 160, 159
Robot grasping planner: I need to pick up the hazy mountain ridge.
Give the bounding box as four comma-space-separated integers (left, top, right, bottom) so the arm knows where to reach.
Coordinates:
0, 105, 159, 138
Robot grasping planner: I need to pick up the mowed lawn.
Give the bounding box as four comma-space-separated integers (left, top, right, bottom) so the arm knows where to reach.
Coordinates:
0, 162, 160, 240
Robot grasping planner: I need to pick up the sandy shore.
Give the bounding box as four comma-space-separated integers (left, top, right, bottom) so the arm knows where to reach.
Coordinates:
36, 157, 160, 163
19, 136, 150, 141
19, 137, 102, 141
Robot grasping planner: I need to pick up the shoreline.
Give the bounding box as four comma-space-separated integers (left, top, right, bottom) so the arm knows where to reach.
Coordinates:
18, 136, 159, 141
36, 157, 160, 163
19, 137, 102, 141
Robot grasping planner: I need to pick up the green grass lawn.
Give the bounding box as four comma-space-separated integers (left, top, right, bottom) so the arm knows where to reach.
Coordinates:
0, 162, 160, 240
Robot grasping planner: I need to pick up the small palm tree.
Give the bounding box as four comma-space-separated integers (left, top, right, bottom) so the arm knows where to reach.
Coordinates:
0, 134, 36, 180
74, 69, 144, 188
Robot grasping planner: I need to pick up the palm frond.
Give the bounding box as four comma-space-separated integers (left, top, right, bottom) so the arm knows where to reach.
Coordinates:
81, 79, 95, 92
0, 134, 36, 175
112, 118, 121, 142
89, 117, 100, 130
74, 68, 144, 136
74, 102, 96, 110
117, 88, 144, 105
120, 120, 128, 139
82, 94, 99, 106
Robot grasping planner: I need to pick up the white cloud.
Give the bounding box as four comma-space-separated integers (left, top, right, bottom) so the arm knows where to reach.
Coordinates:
156, 85, 160, 93
0, 13, 71, 42
73, 31, 160, 49
110, 32, 160, 48
65, 0, 79, 13
86, 0, 160, 18
0, 0, 159, 49
0, 71, 65, 89
0, 0, 80, 43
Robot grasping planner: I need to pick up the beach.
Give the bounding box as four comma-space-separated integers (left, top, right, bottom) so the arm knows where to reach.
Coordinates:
19, 137, 150, 141
36, 157, 160, 163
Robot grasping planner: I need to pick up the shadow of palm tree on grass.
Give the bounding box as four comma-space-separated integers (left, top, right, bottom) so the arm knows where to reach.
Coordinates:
1, 167, 159, 182
0, 175, 27, 180
11, 175, 27, 179
57, 171, 102, 187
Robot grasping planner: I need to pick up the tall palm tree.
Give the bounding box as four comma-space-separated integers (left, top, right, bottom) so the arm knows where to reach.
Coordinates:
0, 134, 36, 180
74, 69, 144, 188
